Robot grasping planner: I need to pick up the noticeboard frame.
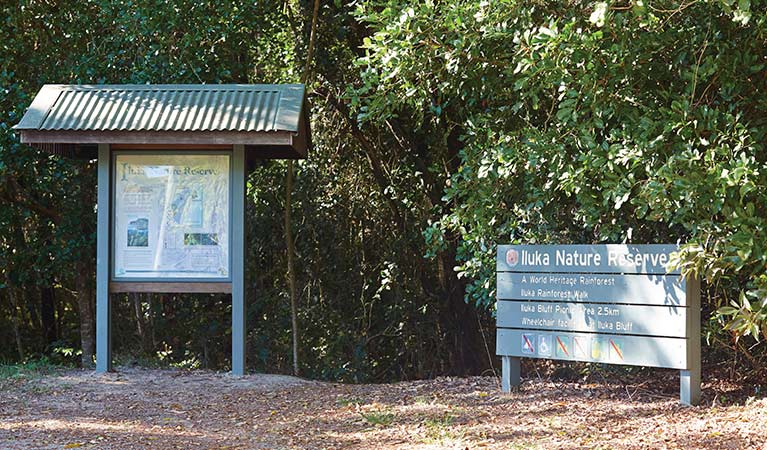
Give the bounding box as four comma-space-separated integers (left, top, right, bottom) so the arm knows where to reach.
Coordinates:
109, 150, 234, 284
97, 144, 246, 375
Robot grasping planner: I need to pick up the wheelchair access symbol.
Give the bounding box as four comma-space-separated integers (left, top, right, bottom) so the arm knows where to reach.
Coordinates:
538, 335, 552, 357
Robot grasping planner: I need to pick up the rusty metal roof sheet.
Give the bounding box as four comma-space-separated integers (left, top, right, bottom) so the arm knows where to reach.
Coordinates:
14, 84, 305, 133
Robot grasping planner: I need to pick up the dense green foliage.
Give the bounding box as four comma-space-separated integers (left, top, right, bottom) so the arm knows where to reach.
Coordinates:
352, 1, 767, 350
1, 0, 766, 379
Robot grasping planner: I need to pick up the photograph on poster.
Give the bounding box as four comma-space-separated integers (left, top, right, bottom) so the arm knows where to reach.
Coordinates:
113, 154, 230, 279
127, 217, 149, 247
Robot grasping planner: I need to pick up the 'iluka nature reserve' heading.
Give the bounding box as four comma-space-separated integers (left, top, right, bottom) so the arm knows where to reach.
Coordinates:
517, 249, 667, 268
497, 244, 680, 274
120, 163, 220, 181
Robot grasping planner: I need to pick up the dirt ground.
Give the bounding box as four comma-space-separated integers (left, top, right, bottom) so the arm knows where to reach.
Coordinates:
1, 367, 766, 449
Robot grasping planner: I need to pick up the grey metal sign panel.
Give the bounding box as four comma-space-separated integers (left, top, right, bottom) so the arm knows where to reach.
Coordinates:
496, 328, 688, 370
497, 272, 686, 306
497, 244, 680, 274
497, 300, 687, 338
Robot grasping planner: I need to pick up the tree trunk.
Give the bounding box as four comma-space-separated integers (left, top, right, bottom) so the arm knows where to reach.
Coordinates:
132, 293, 152, 354
8, 288, 25, 360
26, 287, 41, 332
148, 294, 157, 350
56, 290, 66, 344
283, 0, 321, 378
75, 260, 95, 368
41, 284, 57, 346
437, 237, 484, 376
436, 125, 486, 376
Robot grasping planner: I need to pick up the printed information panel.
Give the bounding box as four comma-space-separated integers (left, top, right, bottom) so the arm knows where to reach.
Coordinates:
497, 300, 687, 337
497, 272, 686, 306
113, 154, 230, 280
496, 329, 688, 370
497, 244, 680, 274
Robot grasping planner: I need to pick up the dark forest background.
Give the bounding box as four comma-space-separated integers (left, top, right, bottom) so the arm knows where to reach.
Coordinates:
1, 0, 766, 382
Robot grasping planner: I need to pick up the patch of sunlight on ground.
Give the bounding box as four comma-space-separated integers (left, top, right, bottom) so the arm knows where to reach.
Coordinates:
0, 418, 209, 438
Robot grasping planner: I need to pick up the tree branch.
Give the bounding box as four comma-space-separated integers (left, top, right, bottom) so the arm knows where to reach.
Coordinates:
1, 176, 61, 223
316, 86, 408, 233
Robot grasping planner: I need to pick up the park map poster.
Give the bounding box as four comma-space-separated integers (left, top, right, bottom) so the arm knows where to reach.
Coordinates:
113, 154, 230, 279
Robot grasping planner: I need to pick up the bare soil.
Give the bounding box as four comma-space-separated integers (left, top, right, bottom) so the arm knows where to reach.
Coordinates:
1, 367, 765, 449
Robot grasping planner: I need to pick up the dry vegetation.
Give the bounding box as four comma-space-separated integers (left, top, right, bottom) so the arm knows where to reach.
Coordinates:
0, 367, 765, 449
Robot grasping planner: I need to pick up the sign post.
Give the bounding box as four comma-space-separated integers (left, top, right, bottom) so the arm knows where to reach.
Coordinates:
231, 145, 246, 375
496, 244, 701, 405
96, 144, 112, 373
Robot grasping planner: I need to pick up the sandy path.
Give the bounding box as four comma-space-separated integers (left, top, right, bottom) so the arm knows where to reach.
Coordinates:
0, 367, 765, 449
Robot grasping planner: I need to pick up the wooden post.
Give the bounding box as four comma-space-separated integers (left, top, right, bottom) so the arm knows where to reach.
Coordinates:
96, 144, 112, 373
681, 276, 701, 406
231, 145, 246, 375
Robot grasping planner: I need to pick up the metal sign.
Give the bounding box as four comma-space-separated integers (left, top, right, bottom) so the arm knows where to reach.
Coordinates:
496, 244, 701, 406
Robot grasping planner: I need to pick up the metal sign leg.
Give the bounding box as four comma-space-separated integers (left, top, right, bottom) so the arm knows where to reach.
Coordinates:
680, 369, 700, 406
501, 356, 521, 392
231, 145, 246, 376
96, 144, 112, 373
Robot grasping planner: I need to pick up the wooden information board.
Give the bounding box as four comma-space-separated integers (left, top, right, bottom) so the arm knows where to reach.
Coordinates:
496, 244, 701, 405
15, 83, 311, 377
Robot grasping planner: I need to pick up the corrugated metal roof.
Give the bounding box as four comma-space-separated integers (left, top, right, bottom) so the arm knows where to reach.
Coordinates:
14, 84, 305, 133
